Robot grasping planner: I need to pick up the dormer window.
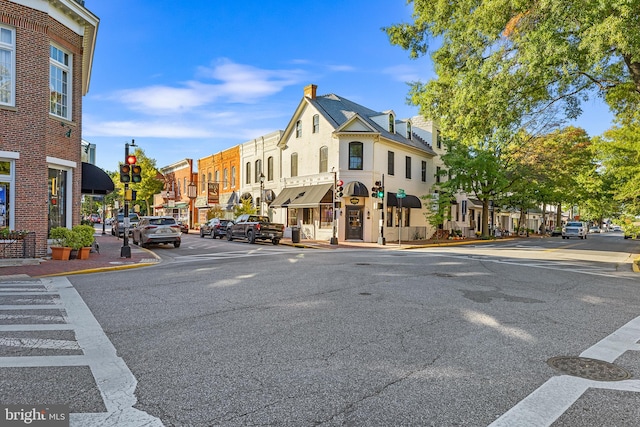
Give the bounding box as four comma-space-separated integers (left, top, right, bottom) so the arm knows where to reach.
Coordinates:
388, 113, 395, 133
406, 121, 412, 139
296, 120, 302, 138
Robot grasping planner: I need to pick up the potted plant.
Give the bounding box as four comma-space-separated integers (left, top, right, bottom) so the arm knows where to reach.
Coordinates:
49, 227, 72, 260
70, 224, 95, 260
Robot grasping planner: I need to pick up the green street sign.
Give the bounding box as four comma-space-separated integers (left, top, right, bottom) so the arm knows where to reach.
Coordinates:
397, 189, 406, 198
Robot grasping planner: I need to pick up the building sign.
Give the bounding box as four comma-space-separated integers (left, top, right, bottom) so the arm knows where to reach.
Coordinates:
208, 182, 219, 204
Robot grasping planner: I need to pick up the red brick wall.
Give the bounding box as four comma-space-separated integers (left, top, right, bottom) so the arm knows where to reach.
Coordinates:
0, 2, 87, 257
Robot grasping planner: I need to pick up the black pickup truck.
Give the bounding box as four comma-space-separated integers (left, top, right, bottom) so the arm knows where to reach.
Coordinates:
227, 214, 285, 245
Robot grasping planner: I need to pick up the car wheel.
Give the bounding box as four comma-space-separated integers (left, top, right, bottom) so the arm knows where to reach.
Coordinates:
174, 241, 181, 248
200, 230, 204, 238
272, 239, 280, 245
247, 230, 255, 244
227, 231, 233, 241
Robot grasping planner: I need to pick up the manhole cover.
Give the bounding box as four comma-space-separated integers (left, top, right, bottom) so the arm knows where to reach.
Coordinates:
547, 356, 632, 381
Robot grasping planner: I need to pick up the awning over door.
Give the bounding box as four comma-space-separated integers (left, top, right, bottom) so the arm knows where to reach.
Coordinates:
344, 181, 369, 197
386, 192, 422, 208
270, 183, 334, 208
81, 162, 114, 195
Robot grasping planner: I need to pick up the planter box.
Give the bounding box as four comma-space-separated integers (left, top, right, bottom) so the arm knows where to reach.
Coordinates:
77, 247, 91, 260
51, 246, 71, 261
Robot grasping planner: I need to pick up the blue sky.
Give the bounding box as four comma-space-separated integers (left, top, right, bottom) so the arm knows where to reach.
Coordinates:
83, 0, 614, 172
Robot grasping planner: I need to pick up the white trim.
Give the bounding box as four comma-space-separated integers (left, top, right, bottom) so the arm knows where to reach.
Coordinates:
0, 157, 16, 230
0, 151, 19, 159
46, 157, 76, 168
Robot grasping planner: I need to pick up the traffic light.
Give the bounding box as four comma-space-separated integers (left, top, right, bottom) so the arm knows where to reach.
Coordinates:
119, 163, 131, 183
131, 164, 142, 183
126, 155, 137, 165
372, 181, 384, 198
336, 180, 344, 198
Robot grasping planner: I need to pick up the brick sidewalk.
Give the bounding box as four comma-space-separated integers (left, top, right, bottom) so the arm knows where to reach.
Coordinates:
0, 232, 158, 278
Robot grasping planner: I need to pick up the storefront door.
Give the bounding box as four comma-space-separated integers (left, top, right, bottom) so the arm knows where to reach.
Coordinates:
346, 206, 363, 240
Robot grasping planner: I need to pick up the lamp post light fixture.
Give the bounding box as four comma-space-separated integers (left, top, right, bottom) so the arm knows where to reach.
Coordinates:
259, 173, 265, 215
187, 181, 197, 229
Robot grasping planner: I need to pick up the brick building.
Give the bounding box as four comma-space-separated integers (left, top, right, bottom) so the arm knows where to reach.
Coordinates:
0, 0, 98, 256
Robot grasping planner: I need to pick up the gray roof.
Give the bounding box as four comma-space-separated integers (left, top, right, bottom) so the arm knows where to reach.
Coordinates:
308, 93, 436, 156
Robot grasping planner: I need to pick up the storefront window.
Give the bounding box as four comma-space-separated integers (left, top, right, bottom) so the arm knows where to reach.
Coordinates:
48, 168, 67, 230
0, 160, 13, 230
287, 208, 298, 227
320, 205, 332, 228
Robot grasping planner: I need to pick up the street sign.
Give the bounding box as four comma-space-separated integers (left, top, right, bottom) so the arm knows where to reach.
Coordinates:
397, 189, 406, 198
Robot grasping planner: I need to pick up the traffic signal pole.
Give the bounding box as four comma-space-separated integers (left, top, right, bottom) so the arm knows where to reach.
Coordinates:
120, 140, 135, 258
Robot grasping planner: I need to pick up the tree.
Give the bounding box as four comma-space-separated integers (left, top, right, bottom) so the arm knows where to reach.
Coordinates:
385, 1, 640, 138
593, 116, 640, 215
109, 148, 164, 215
233, 199, 256, 218
421, 190, 453, 240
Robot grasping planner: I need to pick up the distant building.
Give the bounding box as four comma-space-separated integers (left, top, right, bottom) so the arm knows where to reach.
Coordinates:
0, 0, 99, 256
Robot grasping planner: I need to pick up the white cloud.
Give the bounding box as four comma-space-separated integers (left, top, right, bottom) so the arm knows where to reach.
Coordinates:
382, 64, 424, 82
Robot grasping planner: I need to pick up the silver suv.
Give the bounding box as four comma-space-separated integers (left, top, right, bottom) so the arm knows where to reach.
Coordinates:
131, 216, 181, 248
562, 221, 587, 239
111, 213, 140, 237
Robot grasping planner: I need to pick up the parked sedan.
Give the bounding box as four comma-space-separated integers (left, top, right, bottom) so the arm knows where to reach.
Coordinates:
131, 216, 181, 248
177, 221, 189, 233
200, 218, 234, 239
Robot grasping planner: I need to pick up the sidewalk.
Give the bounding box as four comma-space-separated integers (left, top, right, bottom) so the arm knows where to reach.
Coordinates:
0, 232, 160, 278
0, 233, 509, 278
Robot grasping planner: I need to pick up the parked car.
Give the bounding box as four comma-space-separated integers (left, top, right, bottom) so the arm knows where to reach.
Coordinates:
562, 221, 587, 239
611, 225, 622, 232
89, 213, 101, 224
588, 226, 601, 233
551, 227, 562, 236
131, 216, 181, 248
227, 214, 284, 245
200, 218, 234, 239
111, 213, 140, 237
177, 221, 189, 233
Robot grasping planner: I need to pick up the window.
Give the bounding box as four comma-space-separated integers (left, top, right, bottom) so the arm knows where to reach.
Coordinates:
231, 166, 236, 187
320, 206, 333, 228
223, 168, 228, 188
48, 167, 68, 229
287, 208, 298, 227
388, 151, 395, 175
267, 156, 273, 181
0, 26, 15, 106
207, 171, 212, 184
406, 121, 412, 139
405, 156, 411, 179
214, 170, 220, 185
291, 152, 298, 177
313, 114, 319, 133
421, 161, 427, 182
0, 159, 13, 229
201, 174, 205, 192
183, 177, 187, 194
245, 162, 251, 184
388, 113, 395, 133
319, 146, 328, 173
296, 120, 302, 138
436, 166, 441, 183
50, 45, 72, 119
254, 159, 262, 183
437, 129, 442, 149
349, 142, 363, 170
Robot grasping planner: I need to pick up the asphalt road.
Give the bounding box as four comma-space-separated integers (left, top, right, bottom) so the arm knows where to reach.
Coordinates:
2, 232, 640, 426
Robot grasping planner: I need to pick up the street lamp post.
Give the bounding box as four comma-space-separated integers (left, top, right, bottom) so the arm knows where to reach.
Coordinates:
259, 173, 265, 215
187, 181, 197, 229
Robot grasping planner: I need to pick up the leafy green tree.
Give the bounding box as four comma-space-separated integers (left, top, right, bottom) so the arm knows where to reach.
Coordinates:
421, 190, 452, 240
233, 199, 256, 218
385, 1, 640, 137
593, 116, 640, 215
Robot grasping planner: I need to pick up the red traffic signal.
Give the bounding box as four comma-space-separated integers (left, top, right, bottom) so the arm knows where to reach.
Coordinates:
126, 155, 137, 165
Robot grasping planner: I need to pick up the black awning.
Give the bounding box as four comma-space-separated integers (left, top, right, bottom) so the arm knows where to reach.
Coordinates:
81, 162, 114, 195
344, 181, 369, 197
386, 192, 422, 208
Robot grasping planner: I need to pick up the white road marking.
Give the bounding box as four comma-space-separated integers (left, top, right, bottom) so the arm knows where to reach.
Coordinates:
0, 276, 163, 426
490, 316, 640, 426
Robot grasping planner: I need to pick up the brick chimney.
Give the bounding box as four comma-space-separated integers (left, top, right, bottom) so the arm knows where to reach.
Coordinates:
304, 84, 317, 99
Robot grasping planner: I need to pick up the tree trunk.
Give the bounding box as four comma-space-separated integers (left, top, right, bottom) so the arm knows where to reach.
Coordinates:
518, 208, 526, 235
556, 203, 562, 229
482, 198, 490, 237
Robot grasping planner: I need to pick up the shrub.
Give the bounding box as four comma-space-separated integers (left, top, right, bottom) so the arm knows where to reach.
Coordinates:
71, 225, 95, 249
49, 227, 71, 247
